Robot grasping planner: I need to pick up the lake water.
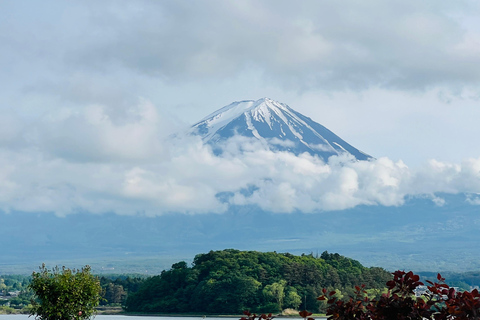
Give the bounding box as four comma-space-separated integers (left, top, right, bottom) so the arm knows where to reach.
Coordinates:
0, 316, 322, 320
0, 317, 233, 320
0, 317, 247, 320
0, 314, 229, 320
0, 317, 230, 320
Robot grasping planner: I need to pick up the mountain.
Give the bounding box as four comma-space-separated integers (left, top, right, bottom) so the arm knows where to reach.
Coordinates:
3, 98, 478, 275
190, 98, 372, 161
2, 194, 480, 274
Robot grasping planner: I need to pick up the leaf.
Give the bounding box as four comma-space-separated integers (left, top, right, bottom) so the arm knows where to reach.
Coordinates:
299, 310, 313, 318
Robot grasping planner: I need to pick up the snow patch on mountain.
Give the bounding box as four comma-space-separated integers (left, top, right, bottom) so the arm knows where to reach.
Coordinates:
190, 98, 372, 162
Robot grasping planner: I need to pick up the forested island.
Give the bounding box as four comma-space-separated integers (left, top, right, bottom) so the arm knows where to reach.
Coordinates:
124, 249, 391, 314
3, 249, 480, 315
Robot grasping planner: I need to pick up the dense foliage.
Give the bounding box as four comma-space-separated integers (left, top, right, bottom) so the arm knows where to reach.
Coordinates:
29, 265, 102, 320
0, 275, 32, 314
1, 273, 145, 314
419, 270, 480, 291
318, 270, 480, 319
125, 249, 391, 314
99, 275, 145, 306
0, 275, 30, 293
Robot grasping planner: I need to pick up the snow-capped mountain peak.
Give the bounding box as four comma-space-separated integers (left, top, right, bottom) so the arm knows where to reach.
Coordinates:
195, 98, 285, 139
190, 98, 372, 161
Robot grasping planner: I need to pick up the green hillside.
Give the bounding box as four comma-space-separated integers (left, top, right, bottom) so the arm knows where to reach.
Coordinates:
125, 249, 391, 314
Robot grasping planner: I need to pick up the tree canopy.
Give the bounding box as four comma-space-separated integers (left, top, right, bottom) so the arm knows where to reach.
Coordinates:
125, 249, 391, 314
29, 264, 102, 320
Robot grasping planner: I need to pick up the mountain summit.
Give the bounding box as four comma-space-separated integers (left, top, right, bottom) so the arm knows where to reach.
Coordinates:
190, 98, 372, 161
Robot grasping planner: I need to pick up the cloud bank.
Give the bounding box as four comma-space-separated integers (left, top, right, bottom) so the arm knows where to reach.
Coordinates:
56, 0, 480, 91
2, 1, 480, 216
3, 0, 480, 169
1, 100, 480, 217
3, 0, 480, 106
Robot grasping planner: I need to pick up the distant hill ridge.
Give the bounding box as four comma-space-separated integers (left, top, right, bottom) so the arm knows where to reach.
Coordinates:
124, 249, 391, 314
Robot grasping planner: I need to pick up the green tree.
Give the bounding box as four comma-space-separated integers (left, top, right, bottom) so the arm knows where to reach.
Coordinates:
284, 286, 302, 310
125, 249, 391, 314
263, 280, 286, 310
103, 283, 126, 305
0, 279, 6, 294
29, 264, 102, 320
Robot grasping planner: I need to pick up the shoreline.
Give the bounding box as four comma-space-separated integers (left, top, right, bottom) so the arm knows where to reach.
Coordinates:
120, 313, 327, 318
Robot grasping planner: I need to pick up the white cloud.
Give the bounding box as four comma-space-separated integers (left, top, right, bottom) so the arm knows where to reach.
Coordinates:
268, 138, 295, 148
2, 105, 480, 216
4, 1, 480, 96
30, 99, 173, 163
466, 194, 480, 205
3, 0, 480, 170
2, 1, 480, 216
309, 143, 336, 152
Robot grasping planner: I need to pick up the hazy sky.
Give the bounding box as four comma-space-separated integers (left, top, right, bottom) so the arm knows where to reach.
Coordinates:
2, 0, 480, 216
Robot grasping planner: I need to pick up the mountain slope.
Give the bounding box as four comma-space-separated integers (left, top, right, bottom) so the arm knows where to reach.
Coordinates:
190, 98, 372, 161
2, 193, 480, 273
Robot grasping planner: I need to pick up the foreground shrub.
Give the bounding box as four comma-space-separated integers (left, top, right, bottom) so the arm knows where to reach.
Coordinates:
318, 270, 480, 320
29, 264, 102, 320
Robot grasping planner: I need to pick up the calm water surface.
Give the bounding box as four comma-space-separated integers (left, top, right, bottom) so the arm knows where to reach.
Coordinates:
0, 317, 231, 320
0, 317, 253, 320
0, 316, 319, 320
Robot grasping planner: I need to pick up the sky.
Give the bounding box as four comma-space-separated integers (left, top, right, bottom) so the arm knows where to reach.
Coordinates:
2, 0, 480, 216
